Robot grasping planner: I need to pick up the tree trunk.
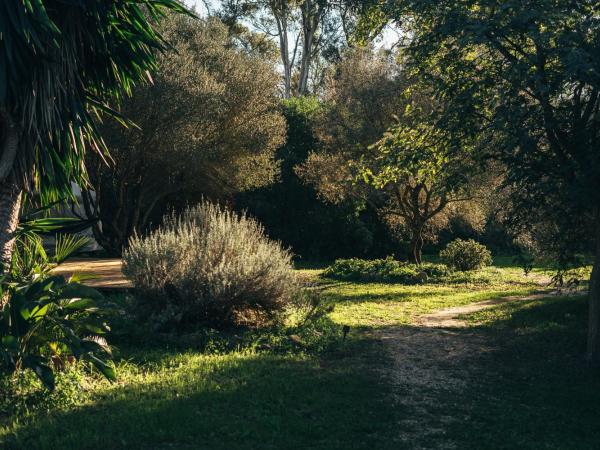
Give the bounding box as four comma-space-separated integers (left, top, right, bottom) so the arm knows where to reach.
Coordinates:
273, 6, 292, 99
0, 179, 22, 272
298, 1, 315, 96
410, 232, 424, 266
0, 109, 21, 273
298, 0, 322, 96
586, 218, 600, 365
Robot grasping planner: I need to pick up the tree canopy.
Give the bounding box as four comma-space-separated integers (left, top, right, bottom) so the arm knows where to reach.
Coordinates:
83, 15, 286, 254
356, 0, 600, 361
299, 48, 485, 263
0, 0, 189, 268
0, 0, 188, 199
219, 0, 354, 97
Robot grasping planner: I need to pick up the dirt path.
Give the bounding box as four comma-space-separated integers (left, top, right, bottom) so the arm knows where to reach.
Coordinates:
52, 258, 131, 289
377, 291, 554, 448
415, 291, 551, 328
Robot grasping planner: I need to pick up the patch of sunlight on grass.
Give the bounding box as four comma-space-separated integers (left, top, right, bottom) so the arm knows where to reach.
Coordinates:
320, 266, 548, 328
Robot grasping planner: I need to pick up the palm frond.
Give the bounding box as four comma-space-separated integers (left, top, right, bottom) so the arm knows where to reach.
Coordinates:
53, 234, 89, 265
0, 1, 194, 199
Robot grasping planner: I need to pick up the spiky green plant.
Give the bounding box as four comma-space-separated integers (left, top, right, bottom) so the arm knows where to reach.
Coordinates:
0, 0, 191, 269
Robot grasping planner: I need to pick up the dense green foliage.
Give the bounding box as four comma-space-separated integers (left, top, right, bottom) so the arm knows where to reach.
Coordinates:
363, 115, 484, 264
298, 49, 487, 264
298, 49, 404, 206
381, 0, 599, 260
0, 275, 114, 390
1, 228, 113, 390
323, 257, 449, 284
85, 15, 285, 255
238, 96, 397, 260
355, 0, 600, 361
440, 239, 492, 272
123, 201, 299, 329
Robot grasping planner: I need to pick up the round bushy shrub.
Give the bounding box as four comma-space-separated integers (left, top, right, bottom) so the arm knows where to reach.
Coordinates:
123, 201, 299, 329
440, 239, 492, 271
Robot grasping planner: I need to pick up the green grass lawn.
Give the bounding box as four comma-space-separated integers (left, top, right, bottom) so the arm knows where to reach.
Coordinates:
321, 262, 551, 328
3, 346, 397, 450
1, 261, 598, 449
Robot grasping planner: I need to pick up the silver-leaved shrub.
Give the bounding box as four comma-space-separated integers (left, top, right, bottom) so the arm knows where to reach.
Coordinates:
123, 201, 299, 329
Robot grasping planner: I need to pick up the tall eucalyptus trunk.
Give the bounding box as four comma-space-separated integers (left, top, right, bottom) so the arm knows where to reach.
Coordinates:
297, 0, 316, 96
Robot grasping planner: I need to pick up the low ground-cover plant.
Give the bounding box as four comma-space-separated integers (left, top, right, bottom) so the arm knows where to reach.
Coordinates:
322, 257, 449, 284
440, 239, 492, 271
123, 200, 301, 329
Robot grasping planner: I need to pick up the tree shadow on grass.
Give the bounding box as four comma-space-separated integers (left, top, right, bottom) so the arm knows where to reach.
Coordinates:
377, 295, 600, 449
4, 335, 401, 450
447, 296, 600, 449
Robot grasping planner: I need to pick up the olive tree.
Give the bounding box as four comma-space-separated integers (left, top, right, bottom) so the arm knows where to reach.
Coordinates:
298, 49, 483, 263
362, 122, 481, 265
82, 15, 286, 254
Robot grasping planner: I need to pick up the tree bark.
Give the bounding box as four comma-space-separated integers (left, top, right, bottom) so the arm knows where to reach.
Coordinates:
298, 0, 316, 96
410, 231, 424, 265
0, 179, 22, 272
272, 2, 293, 99
586, 217, 600, 365
0, 110, 21, 273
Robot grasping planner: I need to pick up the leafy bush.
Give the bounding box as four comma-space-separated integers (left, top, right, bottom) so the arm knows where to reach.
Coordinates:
323, 257, 449, 284
0, 229, 115, 390
440, 239, 492, 271
0, 277, 114, 390
123, 201, 300, 329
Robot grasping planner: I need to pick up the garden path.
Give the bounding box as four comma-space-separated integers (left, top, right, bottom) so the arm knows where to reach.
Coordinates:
52, 258, 131, 289
377, 290, 557, 448
415, 292, 550, 328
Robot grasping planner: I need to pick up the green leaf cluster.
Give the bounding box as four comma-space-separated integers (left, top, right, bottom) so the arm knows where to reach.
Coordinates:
0, 274, 114, 390
0, 210, 114, 390
0, 0, 191, 200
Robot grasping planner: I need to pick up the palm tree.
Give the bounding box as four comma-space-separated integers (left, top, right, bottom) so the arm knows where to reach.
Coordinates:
0, 0, 190, 270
